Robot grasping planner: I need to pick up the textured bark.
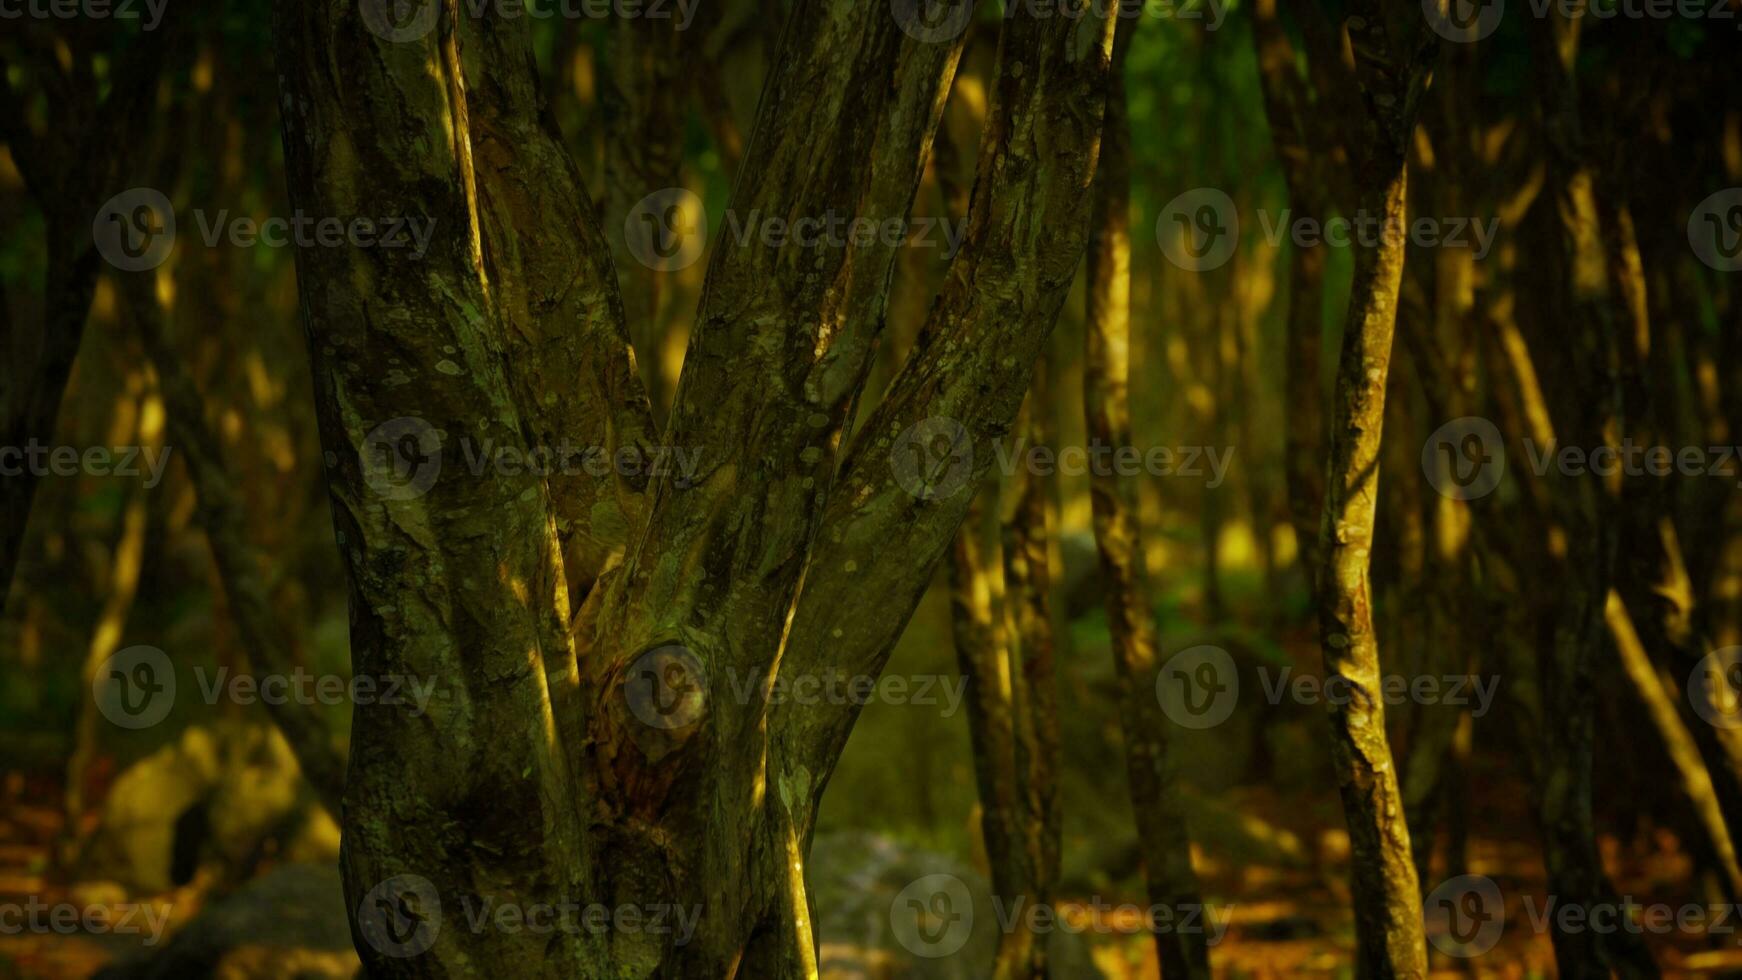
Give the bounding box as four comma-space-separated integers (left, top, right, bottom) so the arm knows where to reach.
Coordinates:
1084, 19, 1209, 978
270, 0, 1113, 973
272, 3, 664, 972
1313, 5, 1435, 976
771, 3, 1116, 807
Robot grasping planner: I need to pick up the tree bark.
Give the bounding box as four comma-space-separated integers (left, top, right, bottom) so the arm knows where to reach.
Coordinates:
1083, 18, 1210, 977
1312, 6, 1435, 975
270, 0, 1114, 973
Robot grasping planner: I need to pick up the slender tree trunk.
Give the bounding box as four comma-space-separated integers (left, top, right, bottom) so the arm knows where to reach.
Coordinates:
1084, 20, 1210, 977
1250, 0, 1328, 579
1397, 139, 1478, 894
1312, 8, 1434, 975
1000, 366, 1065, 978
949, 477, 1041, 979
1606, 591, 1742, 895
1527, 9, 1657, 977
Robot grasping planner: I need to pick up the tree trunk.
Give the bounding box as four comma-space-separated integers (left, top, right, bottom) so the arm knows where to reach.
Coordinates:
1083, 19, 1210, 977
1250, 0, 1329, 579
270, 0, 1115, 973
1525, 9, 1659, 977
1312, 7, 1434, 975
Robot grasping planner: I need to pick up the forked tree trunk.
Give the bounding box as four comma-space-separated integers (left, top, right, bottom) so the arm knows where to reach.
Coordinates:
1312, 6, 1434, 975
1083, 19, 1210, 978
270, 0, 1116, 974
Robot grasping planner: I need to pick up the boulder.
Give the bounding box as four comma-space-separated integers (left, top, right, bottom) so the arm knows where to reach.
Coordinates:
94, 863, 356, 980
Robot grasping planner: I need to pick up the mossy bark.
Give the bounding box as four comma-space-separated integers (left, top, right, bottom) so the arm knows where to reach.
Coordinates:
269, 0, 1116, 974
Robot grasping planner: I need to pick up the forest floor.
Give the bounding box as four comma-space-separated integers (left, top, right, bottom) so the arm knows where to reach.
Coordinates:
3, 758, 1740, 978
